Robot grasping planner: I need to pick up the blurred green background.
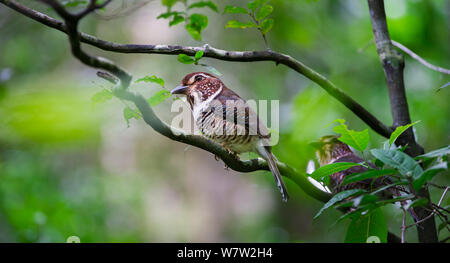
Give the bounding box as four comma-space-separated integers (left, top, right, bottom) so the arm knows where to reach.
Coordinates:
0, 0, 448, 242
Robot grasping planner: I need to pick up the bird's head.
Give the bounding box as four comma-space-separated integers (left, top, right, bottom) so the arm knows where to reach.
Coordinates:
171, 72, 223, 108
311, 135, 352, 166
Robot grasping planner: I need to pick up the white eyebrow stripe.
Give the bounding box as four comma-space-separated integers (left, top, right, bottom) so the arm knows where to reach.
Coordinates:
189, 73, 211, 84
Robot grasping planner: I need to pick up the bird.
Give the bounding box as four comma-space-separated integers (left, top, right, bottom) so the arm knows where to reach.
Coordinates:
313, 135, 418, 220
313, 135, 388, 194
171, 72, 289, 202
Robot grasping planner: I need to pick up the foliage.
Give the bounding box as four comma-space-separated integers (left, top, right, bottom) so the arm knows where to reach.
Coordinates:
136, 75, 165, 87
389, 121, 420, 147
148, 90, 171, 107
344, 208, 387, 243
91, 89, 113, 107
177, 51, 222, 76
310, 162, 364, 184
312, 119, 449, 242
123, 107, 141, 128
224, 0, 275, 39
61, 0, 88, 7
329, 119, 369, 152
91, 75, 169, 127
158, 0, 217, 41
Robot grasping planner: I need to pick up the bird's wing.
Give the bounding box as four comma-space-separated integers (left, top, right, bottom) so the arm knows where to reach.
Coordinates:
212, 88, 270, 139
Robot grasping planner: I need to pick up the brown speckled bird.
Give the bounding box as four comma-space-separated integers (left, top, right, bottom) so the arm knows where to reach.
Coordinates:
171, 72, 289, 202
314, 135, 392, 194
314, 135, 418, 219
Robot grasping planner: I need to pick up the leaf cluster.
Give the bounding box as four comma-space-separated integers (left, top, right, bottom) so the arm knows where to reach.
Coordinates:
92, 75, 172, 127
311, 119, 449, 242
158, 0, 218, 41
224, 0, 274, 35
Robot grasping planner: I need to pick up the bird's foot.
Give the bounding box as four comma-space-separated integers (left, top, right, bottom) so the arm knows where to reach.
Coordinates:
221, 143, 236, 157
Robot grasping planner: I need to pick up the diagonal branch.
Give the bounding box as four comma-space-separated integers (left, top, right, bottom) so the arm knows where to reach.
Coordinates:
391, 40, 450, 75
17, 0, 331, 204
1, 0, 392, 139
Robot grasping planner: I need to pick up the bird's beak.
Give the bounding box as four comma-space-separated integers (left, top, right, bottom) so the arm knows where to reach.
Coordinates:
171, 85, 188, 95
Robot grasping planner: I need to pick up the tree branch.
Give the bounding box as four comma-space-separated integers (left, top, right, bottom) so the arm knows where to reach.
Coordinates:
391, 40, 450, 75
8, 0, 331, 204
367, 0, 437, 243
1, 0, 403, 242
0, 0, 392, 139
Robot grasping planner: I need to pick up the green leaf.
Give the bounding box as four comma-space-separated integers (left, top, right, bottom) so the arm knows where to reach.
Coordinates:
123, 107, 140, 128
177, 54, 195, 64
343, 169, 397, 185
332, 120, 370, 152
310, 162, 363, 182
412, 162, 447, 190
169, 15, 185, 26
438, 221, 448, 233
148, 90, 171, 107
314, 189, 365, 219
185, 13, 208, 41
135, 75, 165, 87
344, 208, 387, 243
416, 145, 450, 159
223, 6, 248, 14
188, 1, 218, 12
194, 50, 204, 60
256, 5, 273, 20
62, 0, 88, 7
91, 89, 113, 107
260, 18, 274, 34
370, 182, 409, 196
389, 121, 420, 146
157, 11, 184, 19
225, 20, 257, 29
248, 0, 264, 12
161, 0, 180, 8
371, 149, 423, 179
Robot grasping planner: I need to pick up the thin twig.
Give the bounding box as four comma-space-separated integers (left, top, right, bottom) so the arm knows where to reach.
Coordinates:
404, 186, 448, 229
392, 40, 450, 75
437, 187, 449, 206
401, 208, 406, 243
433, 204, 450, 214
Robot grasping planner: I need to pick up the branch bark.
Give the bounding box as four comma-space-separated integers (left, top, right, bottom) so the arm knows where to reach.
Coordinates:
367, 0, 438, 243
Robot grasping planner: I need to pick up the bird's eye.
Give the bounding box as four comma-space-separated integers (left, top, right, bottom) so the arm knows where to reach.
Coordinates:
195, 75, 202, 82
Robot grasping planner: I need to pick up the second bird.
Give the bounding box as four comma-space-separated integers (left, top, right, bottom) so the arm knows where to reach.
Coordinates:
171, 72, 289, 202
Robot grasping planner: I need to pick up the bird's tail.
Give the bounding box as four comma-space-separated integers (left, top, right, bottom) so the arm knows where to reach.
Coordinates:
257, 145, 289, 202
